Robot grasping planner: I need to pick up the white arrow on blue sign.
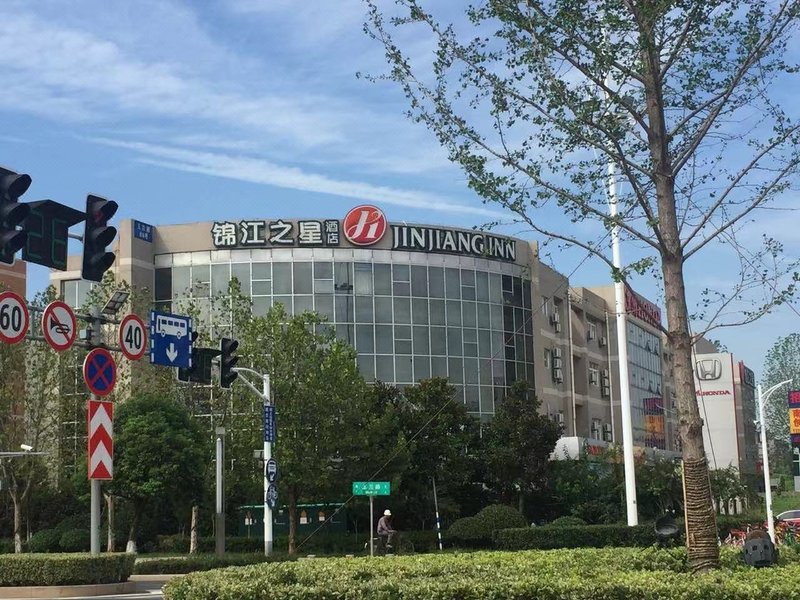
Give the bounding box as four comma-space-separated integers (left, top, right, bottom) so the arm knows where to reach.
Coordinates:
149, 310, 193, 369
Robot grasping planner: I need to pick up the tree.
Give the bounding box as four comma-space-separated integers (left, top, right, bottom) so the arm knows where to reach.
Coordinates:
240, 304, 370, 554
482, 381, 561, 514
396, 378, 481, 529
762, 333, 800, 475
109, 393, 207, 552
364, 0, 800, 569
0, 288, 61, 552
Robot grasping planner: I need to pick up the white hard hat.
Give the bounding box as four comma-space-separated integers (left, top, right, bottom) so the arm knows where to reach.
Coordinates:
384, 509, 392, 516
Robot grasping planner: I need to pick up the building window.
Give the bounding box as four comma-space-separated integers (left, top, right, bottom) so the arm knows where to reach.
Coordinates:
589, 363, 600, 386
591, 419, 602, 440
588, 321, 597, 340
544, 348, 551, 369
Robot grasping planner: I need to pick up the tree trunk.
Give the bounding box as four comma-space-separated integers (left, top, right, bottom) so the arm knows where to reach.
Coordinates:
636, 6, 720, 570
518, 492, 525, 516
12, 496, 22, 554
190, 505, 199, 554
126, 506, 139, 554
288, 486, 297, 555
662, 256, 719, 570
106, 494, 115, 552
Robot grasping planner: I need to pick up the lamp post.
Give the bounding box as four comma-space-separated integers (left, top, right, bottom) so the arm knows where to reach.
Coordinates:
232, 367, 273, 555
757, 379, 792, 543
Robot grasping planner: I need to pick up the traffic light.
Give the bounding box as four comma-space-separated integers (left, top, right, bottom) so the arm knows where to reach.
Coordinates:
220, 337, 239, 389
0, 167, 32, 264
81, 194, 118, 282
177, 332, 200, 382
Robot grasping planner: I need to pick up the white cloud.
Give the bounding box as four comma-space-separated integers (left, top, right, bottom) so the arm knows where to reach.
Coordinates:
91, 137, 504, 218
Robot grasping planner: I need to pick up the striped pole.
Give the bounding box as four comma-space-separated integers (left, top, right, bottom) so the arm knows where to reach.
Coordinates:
432, 477, 443, 551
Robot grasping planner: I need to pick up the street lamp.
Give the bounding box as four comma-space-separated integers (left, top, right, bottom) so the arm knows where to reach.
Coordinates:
757, 379, 792, 543
232, 367, 273, 556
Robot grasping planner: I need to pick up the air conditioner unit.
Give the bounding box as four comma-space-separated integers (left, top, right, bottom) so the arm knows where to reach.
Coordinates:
601, 385, 610, 398
553, 357, 563, 369
553, 368, 563, 383
553, 347, 563, 359
599, 336, 607, 347
554, 412, 565, 424
551, 312, 560, 324
602, 423, 613, 442
589, 372, 599, 385
554, 322, 562, 333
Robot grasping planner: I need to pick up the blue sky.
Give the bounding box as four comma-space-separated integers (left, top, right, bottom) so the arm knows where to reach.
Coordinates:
2, 0, 798, 379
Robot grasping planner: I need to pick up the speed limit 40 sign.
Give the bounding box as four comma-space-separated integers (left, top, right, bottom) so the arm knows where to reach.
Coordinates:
0, 291, 29, 344
119, 314, 147, 360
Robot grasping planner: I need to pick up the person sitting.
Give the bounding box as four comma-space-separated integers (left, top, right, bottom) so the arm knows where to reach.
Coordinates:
377, 509, 397, 552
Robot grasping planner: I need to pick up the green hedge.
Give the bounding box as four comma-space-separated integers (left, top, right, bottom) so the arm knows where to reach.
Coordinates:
162, 548, 800, 600
446, 504, 527, 548
495, 523, 663, 549
135, 553, 292, 574
156, 531, 439, 555
0, 553, 135, 586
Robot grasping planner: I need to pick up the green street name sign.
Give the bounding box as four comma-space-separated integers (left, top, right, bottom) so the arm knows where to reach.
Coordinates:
352, 481, 391, 496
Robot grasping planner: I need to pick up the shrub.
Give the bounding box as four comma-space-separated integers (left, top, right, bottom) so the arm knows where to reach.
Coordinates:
162, 548, 800, 600
550, 516, 588, 527
0, 538, 15, 554
446, 504, 527, 548
27, 529, 63, 553
135, 553, 293, 574
59, 528, 90, 552
444, 516, 486, 548
494, 523, 660, 550
0, 553, 135, 586
477, 504, 527, 530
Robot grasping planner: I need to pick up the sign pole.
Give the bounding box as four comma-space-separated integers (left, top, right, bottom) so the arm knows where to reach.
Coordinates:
263, 374, 273, 556
369, 494, 374, 557
89, 307, 101, 555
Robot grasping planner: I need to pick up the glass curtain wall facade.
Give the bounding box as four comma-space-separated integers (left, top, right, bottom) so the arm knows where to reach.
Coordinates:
627, 320, 666, 449
153, 248, 535, 419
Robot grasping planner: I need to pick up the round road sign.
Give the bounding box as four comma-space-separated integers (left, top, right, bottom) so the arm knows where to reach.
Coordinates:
119, 314, 147, 360
0, 291, 29, 345
83, 348, 117, 397
41, 300, 77, 351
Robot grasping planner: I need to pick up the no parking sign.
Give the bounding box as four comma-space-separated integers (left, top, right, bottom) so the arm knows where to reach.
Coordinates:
83, 348, 117, 396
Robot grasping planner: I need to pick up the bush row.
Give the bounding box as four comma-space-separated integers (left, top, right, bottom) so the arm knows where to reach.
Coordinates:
495, 523, 661, 549
0, 553, 135, 586
134, 553, 292, 574
162, 548, 800, 600
156, 530, 440, 555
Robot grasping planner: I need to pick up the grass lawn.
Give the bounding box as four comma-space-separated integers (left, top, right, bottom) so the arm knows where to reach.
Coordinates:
773, 491, 800, 515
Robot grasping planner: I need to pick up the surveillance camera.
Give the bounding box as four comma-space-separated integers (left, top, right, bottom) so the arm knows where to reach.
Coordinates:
20, 444, 33, 452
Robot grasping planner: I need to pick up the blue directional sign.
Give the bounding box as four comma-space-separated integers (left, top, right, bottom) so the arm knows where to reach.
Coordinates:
263, 405, 276, 442
149, 310, 192, 369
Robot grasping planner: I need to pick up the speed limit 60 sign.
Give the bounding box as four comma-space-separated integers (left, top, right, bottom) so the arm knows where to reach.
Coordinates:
0, 291, 29, 344
119, 314, 147, 360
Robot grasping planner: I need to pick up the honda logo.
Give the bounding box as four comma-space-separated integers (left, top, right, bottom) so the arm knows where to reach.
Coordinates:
696, 359, 722, 381
343, 205, 387, 246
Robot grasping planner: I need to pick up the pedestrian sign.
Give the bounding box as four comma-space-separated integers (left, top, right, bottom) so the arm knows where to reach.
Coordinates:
83, 348, 117, 396
267, 484, 278, 509
149, 310, 192, 368
352, 481, 390, 496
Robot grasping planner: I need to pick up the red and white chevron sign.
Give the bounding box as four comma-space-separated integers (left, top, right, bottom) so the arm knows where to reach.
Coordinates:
88, 400, 113, 480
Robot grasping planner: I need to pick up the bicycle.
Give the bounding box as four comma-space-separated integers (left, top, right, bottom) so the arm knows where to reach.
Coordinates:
364, 533, 415, 556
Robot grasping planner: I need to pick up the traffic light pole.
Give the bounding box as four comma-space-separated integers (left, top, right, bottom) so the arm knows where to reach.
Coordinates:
232, 368, 272, 556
